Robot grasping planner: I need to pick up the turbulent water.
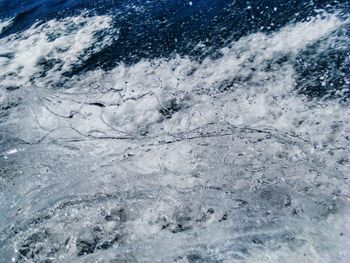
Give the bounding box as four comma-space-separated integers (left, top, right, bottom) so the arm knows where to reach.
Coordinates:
0, 0, 350, 262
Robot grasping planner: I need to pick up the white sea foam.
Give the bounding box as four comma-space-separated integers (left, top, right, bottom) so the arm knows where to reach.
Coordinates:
0, 18, 13, 34
0, 11, 349, 263
20, 13, 345, 147
0, 14, 115, 88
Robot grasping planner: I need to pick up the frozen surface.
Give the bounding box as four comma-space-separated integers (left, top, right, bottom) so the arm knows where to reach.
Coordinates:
0, 6, 350, 263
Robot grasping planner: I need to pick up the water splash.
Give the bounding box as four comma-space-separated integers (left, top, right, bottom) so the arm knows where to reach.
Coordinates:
0, 9, 349, 263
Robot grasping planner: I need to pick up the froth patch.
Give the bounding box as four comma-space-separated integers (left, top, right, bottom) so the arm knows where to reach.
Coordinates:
78, 14, 347, 135
0, 11, 349, 263
0, 14, 115, 88
0, 18, 13, 34
9, 13, 347, 145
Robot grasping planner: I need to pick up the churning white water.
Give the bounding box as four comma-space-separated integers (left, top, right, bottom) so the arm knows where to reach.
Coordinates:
0, 11, 349, 262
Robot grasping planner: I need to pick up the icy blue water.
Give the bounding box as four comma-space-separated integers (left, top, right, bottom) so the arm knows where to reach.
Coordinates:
0, 0, 349, 262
